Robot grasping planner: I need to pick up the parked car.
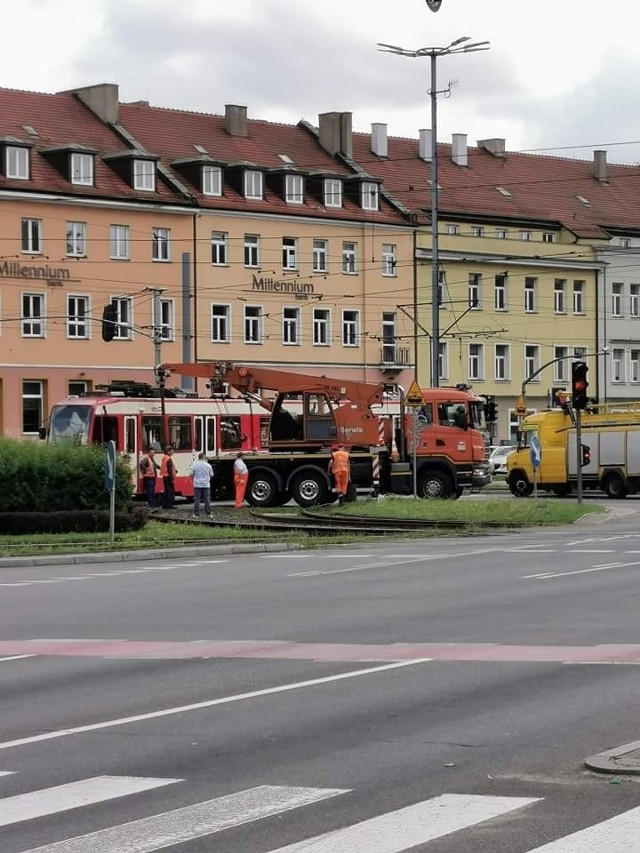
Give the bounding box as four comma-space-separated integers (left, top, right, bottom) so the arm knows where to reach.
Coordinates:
489, 445, 516, 475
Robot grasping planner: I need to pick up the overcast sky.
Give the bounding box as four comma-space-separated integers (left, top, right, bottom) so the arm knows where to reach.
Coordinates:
4, 0, 640, 164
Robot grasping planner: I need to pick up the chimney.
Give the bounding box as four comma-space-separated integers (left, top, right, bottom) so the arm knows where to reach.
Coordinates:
69, 83, 119, 124
593, 149, 608, 183
225, 104, 248, 137
419, 128, 432, 161
318, 111, 353, 158
477, 137, 506, 157
451, 133, 468, 166
371, 123, 388, 157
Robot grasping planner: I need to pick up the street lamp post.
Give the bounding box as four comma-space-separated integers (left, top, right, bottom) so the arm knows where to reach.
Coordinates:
378, 36, 489, 387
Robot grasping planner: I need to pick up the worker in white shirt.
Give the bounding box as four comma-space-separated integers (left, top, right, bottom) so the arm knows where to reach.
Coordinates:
234, 451, 249, 509
190, 452, 214, 518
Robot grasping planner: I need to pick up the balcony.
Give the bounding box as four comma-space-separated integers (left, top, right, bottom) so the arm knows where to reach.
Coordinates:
379, 345, 412, 369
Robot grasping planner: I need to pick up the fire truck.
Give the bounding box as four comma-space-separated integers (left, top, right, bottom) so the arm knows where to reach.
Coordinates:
162, 361, 492, 505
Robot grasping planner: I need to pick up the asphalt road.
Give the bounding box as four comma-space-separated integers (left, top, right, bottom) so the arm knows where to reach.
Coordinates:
1, 515, 639, 851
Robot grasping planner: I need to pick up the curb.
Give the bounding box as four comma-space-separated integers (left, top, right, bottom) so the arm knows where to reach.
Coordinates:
584, 739, 640, 776
0, 541, 303, 569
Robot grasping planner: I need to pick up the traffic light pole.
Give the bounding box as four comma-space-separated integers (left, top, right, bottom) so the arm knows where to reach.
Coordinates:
575, 408, 583, 505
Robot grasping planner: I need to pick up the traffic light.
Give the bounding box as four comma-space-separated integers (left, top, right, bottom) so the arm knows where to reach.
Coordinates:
581, 443, 591, 467
101, 302, 118, 342
571, 361, 589, 410
485, 395, 498, 423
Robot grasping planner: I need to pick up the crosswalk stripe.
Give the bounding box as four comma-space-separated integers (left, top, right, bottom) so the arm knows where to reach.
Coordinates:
0, 771, 15, 777
0, 775, 181, 828
266, 793, 540, 852
21, 784, 346, 853
524, 804, 640, 851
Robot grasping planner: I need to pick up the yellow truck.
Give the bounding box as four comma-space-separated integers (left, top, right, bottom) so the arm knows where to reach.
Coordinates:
507, 403, 640, 498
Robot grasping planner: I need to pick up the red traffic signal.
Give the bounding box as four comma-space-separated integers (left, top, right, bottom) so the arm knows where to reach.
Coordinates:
571, 361, 589, 410
581, 443, 591, 467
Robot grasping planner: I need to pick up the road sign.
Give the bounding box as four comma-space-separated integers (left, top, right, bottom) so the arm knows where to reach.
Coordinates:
105, 440, 116, 492
515, 395, 527, 417
405, 379, 424, 408
530, 434, 542, 469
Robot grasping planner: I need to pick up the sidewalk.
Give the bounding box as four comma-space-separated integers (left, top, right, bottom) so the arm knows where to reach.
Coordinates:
585, 740, 640, 776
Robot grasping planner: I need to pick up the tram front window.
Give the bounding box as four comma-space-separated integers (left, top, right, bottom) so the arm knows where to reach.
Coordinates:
48, 404, 91, 443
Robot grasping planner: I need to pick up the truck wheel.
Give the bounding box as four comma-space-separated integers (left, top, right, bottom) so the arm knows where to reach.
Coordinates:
247, 472, 281, 508
602, 472, 627, 499
509, 472, 533, 497
291, 470, 330, 507
417, 470, 453, 499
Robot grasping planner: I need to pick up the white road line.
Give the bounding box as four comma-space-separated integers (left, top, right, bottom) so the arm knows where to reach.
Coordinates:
0, 772, 15, 777
267, 793, 539, 852
525, 804, 640, 851
526, 560, 640, 580
0, 655, 37, 663
289, 547, 503, 577
0, 775, 180, 828
0, 658, 432, 752
0, 563, 228, 588
564, 549, 616, 554
21, 784, 345, 853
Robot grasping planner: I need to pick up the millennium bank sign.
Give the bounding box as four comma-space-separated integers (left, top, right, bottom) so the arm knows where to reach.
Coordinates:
0, 260, 74, 287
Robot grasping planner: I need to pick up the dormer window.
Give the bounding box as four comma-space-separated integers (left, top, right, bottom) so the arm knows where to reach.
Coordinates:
361, 181, 379, 211
133, 159, 155, 191
202, 165, 222, 196
244, 169, 263, 200
285, 174, 304, 205
6, 145, 29, 180
324, 178, 342, 208
71, 152, 94, 186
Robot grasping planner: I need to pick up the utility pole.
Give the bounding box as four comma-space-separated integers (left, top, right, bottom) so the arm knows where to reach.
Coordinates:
146, 286, 168, 447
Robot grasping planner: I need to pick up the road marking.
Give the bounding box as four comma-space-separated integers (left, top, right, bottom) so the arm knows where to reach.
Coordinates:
525, 560, 640, 580
21, 785, 346, 853
0, 659, 432, 751
267, 793, 539, 852
0, 562, 228, 588
0, 655, 36, 663
289, 547, 503, 577
525, 803, 640, 851
0, 771, 15, 777
564, 549, 615, 554
0, 775, 180, 828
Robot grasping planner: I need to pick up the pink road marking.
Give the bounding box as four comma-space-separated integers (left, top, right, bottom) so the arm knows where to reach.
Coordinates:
0, 640, 640, 664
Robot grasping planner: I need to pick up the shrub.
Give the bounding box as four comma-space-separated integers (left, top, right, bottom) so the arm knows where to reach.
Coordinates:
0, 506, 148, 534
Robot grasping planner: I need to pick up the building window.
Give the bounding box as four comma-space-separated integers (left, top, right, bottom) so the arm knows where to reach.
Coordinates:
111, 296, 133, 339
152, 227, 170, 262
554, 279, 566, 314
283, 307, 300, 344
382, 312, 396, 364
446, 224, 459, 235
160, 298, 174, 340
324, 178, 342, 208
438, 341, 448, 381
468, 343, 484, 380
631, 349, 640, 383
244, 234, 260, 268
285, 174, 304, 204
21, 218, 41, 254
525, 344, 540, 381
211, 304, 230, 343
468, 273, 482, 309
553, 346, 569, 382
21, 293, 45, 337
495, 228, 508, 239
342, 241, 357, 274
244, 306, 263, 344
470, 226, 484, 238
6, 145, 29, 179
494, 273, 507, 310
342, 309, 359, 346
68, 380, 91, 396
438, 270, 446, 307
361, 181, 379, 211
66, 221, 86, 257
22, 380, 44, 434
631, 284, 640, 318
282, 236, 298, 270
202, 165, 222, 196
244, 170, 263, 200
543, 232, 555, 243
520, 230, 533, 241
524, 276, 537, 312
494, 344, 510, 380
612, 348, 625, 382
612, 282, 623, 317
70, 152, 94, 186
573, 280, 585, 314
313, 308, 331, 346
312, 239, 328, 273
382, 243, 397, 276
67, 295, 89, 339
109, 225, 129, 260
211, 232, 228, 265
133, 159, 155, 191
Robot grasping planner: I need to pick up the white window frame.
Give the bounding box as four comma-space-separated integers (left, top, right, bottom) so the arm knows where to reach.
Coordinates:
468, 343, 484, 381
66, 221, 86, 257
312, 239, 328, 273
612, 348, 625, 383
71, 152, 94, 186
470, 226, 484, 238
342, 241, 357, 274
554, 279, 566, 314
553, 346, 569, 382
573, 280, 585, 314
438, 341, 448, 382
159, 298, 175, 341
285, 174, 304, 204
211, 232, 228, 265
133, 159, 155, 191
313, 308, 331, 346
244, 305, 263, 344
202, 164, 222, 196
109, 224, 130, 260
6, 145, 29, 179
494, 343, 510, 381
524, 344, 541, 382
324, 178, 342, 208
445, 224, 459, 235
111, 296, 133, 340
244, 169, 263, 200
152, 227, 170, 262
21, 218, 41, 254
494, 273, 507, 310
520, 230, 533, 241
612, 282, 623, 317
382, 243, 397, 277
542, 232, 555, 243
21, 293, 45, 337
22, 380, 44, 435
67, 294, 89, 339
630, 284, 640, 318
468, 273, 482, 309
211, 304, 231, 343
244, 234, 260, 268
524, 276, 537, 312
361, 181, 379, 211
282, 236, 298, 270
495, 228, 508, 239
342, 309, 359, 347
630, 349, 640, 383
282, 306, 300, 345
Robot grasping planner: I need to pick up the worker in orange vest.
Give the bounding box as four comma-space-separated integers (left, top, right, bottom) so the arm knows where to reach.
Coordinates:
160, 445, 176, 509
328, 443, 351, 505
139, 448, 160, 509
234, 451, 249, 509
